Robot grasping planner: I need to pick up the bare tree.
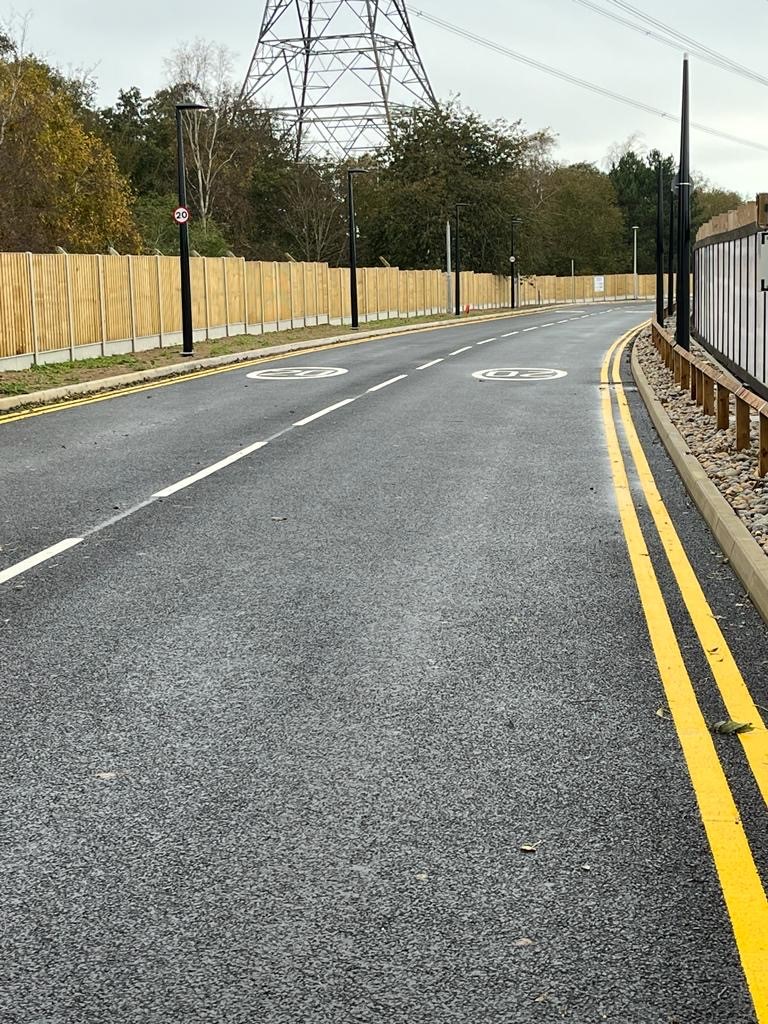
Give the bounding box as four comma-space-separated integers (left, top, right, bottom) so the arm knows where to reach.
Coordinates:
281, 164, 346, 264
603, 132, 648, 170
164, 39, 238, 235
0, 11, 32, 150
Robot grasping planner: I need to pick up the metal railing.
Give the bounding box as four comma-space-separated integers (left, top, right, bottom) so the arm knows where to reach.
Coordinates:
693, 225, 768, 400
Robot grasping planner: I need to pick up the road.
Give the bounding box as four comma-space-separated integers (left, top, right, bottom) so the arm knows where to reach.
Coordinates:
1, 303, 767, 1023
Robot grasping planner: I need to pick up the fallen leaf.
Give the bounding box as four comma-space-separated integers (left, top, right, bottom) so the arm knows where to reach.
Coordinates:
415, 872, 429, 882
581, 864, 591, 872
710, 719, 754, 735
271, 516, 288, 522
96, 771, 117, 781
656, 706, 671, 719
513, 937, 533, 948
519, 843, 539, 853
534, 993, 550, 1004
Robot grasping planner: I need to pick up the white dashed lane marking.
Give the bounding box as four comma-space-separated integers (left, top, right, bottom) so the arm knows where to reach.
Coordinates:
368, 375, 408, 393
294, 398, 357, 426
0, 538, 83, 586
153, 441, 269, 497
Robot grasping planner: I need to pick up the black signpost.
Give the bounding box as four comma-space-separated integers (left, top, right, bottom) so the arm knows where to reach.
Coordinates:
175, 102, 209, 357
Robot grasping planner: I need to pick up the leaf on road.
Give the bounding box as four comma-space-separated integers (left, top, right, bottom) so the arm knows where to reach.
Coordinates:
519, 843, 539, 853
656, 706, 671, 719
271, 516, 288, 522
415, 872, 429, 882
96, 771, 118, 780
710, 719, 754, 735
513, 937, 533, 948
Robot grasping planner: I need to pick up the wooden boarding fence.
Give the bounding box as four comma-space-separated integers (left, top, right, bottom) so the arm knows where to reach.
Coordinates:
0, 252, 657, 371
651, 320, 768, 478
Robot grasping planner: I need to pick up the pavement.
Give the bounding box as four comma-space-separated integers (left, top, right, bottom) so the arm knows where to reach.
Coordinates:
1, 303, 767, 1023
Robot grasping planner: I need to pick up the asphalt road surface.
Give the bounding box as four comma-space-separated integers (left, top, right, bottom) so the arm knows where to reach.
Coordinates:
1, 303, 767, 1024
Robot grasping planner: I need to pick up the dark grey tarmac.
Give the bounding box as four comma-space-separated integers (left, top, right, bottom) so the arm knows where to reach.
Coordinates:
1, 304, 766, 1023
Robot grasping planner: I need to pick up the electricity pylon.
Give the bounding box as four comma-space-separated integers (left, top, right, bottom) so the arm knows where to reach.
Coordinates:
240, 0, 438, 158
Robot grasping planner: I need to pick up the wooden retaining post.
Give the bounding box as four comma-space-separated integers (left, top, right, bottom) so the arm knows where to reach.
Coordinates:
760, 412, 768, 478
702, 374, 715, 416
716, 383, 730, 430
736, 396, 751, 451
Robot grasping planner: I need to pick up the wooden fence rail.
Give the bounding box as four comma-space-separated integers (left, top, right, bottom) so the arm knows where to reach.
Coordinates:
651, 320, 768, 477
0, 253, 658, 371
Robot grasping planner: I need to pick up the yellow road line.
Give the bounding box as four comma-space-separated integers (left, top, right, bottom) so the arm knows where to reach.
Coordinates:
601, 336, 768, 1021
610, 340, 768, 807
0, 305, 569, 427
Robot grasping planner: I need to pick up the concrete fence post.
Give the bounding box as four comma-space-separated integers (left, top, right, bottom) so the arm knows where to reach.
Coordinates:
97, 255, 107, 356
127, 255, 137, 353
26, 252, 39, 365
63, 253, 76, 360
155, 255, 164, 348
203, 258, 211, 339
223, 258, 231, 337
243, 258, 249, 334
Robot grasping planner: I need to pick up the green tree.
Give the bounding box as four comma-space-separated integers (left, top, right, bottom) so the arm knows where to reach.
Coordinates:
608, 149, 676, 274
0, 58, 139, 252
535, 163, 625, 276
357, 100, 554, 274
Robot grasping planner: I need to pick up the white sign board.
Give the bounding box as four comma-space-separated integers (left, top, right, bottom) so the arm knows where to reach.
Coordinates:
593, 276, 605, 294
759, 232, 768, 291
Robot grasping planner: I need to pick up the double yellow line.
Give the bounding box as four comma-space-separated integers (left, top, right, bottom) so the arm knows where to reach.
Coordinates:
602, 328, 768, 1019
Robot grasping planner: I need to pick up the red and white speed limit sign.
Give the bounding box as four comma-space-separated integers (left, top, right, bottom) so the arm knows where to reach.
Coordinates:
173, 206, 190, 225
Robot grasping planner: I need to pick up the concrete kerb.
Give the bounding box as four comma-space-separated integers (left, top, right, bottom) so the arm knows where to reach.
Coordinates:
631, 340, 768, 626
0, 304, 583, 415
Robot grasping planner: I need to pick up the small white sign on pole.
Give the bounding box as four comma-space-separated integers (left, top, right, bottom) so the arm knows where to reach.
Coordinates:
593, 275, 605, 294
759, 232, 768, 291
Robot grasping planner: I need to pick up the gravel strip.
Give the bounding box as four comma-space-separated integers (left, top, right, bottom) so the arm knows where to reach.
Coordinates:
634, 323, 768, 557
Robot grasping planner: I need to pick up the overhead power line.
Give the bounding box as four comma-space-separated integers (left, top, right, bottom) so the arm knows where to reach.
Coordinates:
410, 8, 768, 153
575, 0, 768, 89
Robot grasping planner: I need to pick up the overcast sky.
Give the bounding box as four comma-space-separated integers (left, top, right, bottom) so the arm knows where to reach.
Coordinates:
17, 0, 767, 195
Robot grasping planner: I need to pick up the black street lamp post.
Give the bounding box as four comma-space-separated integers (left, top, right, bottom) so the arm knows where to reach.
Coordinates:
676, 56, 691, 351
347, 168, 367, 329
176, 102, 209, 357
668, 173, 678, 317
656, 162, 665, 324
510, 217, 522, 309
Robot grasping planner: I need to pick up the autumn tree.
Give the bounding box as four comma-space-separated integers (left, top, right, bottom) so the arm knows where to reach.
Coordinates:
0, 53, 139, 252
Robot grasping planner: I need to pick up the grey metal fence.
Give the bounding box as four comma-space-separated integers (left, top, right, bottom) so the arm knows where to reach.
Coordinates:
693, 225, 768, 400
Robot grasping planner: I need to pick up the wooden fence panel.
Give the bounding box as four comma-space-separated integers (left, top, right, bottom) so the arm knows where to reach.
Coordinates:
277, 263, 291, 324
159, 258, 181, 334
226, 258, 245, 325
0, 253, 34, 358
0, 252, 665, 368
100, 256, 131, 345
204, 259, 226, 328
130, 256, 159, 342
